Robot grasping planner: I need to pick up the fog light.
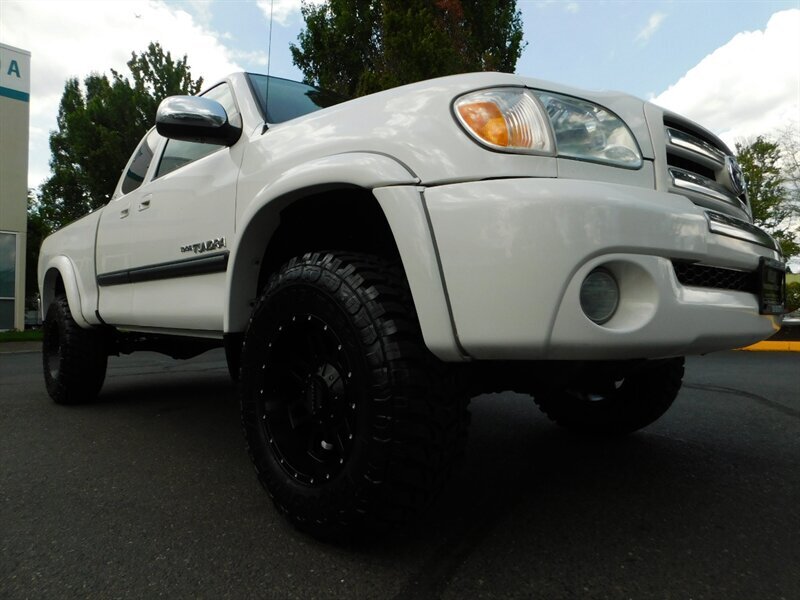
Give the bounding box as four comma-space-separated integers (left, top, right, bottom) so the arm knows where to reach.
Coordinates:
580, 268, 619, 324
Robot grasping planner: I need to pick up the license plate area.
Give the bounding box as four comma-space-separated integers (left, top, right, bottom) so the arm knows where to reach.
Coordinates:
758, 257, 785, 315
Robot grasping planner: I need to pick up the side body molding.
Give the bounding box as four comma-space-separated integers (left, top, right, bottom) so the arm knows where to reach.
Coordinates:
225, 152, 420, 333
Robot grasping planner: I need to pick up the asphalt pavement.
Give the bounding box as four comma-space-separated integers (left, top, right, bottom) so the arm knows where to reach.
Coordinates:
1, 349, 798, 599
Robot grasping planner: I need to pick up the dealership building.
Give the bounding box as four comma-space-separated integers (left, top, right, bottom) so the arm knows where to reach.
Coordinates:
0, 43, 30, 331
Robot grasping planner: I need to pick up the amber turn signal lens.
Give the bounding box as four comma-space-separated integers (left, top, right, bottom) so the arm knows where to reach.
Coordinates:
454, 88, 554, 153
457, 102, 510, 147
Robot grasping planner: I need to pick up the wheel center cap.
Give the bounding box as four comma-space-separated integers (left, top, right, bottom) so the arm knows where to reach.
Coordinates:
306, 374, 329, 414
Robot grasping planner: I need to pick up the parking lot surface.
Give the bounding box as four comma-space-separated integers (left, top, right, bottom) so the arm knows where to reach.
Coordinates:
2, 349, 798, 599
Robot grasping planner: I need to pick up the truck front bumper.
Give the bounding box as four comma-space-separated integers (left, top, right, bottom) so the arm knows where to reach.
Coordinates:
423, 178, 783, 360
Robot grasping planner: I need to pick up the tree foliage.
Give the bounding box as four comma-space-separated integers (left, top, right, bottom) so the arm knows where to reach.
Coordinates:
290, 0, 525, 98
37, 42, 203, 232
777, 123, 800, 206
787, 281, 800, 313
736, 136, 800, 259
25, 190, 50, 304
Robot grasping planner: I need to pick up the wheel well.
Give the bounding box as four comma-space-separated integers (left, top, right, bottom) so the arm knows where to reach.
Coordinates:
42, 269, 66, 310
54, 274, 65, 296
226, 185, 407, 335
256, 188, 402, 293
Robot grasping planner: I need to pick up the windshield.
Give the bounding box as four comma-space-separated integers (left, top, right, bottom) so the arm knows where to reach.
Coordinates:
246, 74, 346, 124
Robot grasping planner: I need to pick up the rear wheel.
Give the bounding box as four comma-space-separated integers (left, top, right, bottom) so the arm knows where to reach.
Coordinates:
240, 252, 467, 539
533, 357, 684, 435
42, 296, 108, 404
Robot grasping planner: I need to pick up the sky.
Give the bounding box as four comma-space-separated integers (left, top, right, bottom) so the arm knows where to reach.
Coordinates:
1, 0, 798, 192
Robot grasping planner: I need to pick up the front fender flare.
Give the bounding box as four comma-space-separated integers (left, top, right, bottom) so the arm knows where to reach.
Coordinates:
225, 152, 419, 333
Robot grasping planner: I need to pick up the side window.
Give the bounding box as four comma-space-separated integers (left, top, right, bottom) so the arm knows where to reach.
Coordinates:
121, 128, 160, 194
155, 83, 239, 179
154, 139, 221, 179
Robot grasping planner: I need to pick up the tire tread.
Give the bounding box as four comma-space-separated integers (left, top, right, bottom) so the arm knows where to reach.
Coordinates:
240, 251, 468, 538
43, 295, 108, 404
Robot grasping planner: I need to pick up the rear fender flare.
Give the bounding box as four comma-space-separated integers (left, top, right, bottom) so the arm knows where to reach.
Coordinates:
40, 257, 91, 328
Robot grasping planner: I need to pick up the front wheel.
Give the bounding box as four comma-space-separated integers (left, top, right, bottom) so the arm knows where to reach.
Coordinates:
42, 296, 108, 404
533, 357, 685, 435
240, 252, 467, 539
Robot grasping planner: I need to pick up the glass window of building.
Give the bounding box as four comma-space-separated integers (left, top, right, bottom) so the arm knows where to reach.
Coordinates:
0, 232, 17, 330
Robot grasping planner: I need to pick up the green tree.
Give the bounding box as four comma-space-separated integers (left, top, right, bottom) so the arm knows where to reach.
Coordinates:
777, 125, 800, 252
125, 42, 205, 132
736, 136, 800, 259
290, 0, 525, 98
25, 190, 51, 304
786, 281, 800, 313
777, 123, 800, 200
38, 42, 203, 232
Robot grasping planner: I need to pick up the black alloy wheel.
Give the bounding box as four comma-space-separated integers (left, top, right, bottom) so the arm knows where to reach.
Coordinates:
259, 313, 359, 486
240, 252, 468, 539
42, 295, 108, 404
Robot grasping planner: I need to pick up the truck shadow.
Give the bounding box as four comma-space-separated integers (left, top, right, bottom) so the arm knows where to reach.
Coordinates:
88, 369, 735, 552
75, 362, 790, 598
359, 391, 788, 598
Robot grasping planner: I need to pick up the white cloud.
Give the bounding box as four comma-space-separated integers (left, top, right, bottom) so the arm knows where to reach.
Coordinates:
256, 0, 326, 27
534, 1, 580, 13
231, 49, 270, 67
0, 0, 242, 190
636, 12, 667, 44
653, 9, 800, 150
183, 0, 214, 27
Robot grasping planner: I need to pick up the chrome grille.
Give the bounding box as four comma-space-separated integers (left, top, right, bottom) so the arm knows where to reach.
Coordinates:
666, 127, 726, 170
664, 118, 750, 219
669, 168, 741, 205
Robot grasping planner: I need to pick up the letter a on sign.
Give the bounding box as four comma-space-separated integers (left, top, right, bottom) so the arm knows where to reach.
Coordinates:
7, 59, 21, 78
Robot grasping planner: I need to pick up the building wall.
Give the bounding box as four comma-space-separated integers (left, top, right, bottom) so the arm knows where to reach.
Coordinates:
0, 43, 31, 331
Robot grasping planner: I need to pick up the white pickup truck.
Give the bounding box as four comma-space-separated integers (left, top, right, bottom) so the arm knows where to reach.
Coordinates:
38, 72, 785, 537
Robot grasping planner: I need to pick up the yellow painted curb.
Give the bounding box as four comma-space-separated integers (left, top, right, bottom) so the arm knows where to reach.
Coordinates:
737, 341, 800, 352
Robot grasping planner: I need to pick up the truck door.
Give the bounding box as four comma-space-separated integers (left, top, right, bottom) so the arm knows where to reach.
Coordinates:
96, 82, 242, 333
96, 127, 161, 325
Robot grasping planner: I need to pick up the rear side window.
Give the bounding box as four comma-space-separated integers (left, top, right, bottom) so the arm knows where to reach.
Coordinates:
121, 128, 160, 194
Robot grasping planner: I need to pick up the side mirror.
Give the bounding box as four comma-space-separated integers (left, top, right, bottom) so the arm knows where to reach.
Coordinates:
156, 96, 242, 146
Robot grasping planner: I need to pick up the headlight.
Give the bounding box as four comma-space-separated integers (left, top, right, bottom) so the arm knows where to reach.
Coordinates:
454, 88, 642, 169
534, 92, 642, 169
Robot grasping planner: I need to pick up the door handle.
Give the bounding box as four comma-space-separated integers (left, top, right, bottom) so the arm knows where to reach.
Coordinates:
120, 208, 129, 219
138, 195, 152, 211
